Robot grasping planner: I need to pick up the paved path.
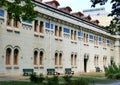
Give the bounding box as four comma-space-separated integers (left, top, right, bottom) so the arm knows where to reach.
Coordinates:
95, 82, 120, 85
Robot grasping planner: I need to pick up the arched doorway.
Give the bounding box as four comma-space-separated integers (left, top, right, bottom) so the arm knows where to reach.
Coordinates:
84, 54, 89, 72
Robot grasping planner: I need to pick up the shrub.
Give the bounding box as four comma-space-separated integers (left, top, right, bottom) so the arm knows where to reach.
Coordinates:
104, 62, 120, 79
46, 76, 59, 85
63, 75, 72, 82
114, 73, 120, 79
77, 77, 92, 85
30, 73, 45, 83
30, 72, 38, 83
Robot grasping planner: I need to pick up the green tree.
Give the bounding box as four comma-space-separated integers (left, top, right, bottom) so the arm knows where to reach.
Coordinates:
91, 0, 120, 34
0, 0, 38, 22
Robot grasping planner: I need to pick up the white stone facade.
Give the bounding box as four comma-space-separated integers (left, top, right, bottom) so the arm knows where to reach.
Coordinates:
0, 1, 119, 76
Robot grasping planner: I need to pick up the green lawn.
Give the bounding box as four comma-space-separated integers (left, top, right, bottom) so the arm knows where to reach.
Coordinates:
0, 81, 44, 85
0, 72, 119, 85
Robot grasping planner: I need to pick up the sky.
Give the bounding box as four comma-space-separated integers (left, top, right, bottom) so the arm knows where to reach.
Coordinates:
43, 0, 112, 13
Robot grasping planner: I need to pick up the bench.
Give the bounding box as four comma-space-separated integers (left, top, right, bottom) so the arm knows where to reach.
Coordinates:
65, 68, 74, 75
23, 69, 34, 76
47, 68, 60, 75
95, 67, 102, 72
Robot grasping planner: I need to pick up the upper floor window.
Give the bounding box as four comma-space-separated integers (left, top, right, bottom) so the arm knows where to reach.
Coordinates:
59, 27, 62, 37
71, 30, 74, 40
94, 36, 98, 45
6, 12, 12, 26
39, 21, 44, 33
34, 20, 38, 32
55, 25, 58, 36
103, 38, 106, 47
13, 19, 19, 28
84, 33, 88, 43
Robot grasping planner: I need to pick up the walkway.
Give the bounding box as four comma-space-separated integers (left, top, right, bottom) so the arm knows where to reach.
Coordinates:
96, 82, 120, 85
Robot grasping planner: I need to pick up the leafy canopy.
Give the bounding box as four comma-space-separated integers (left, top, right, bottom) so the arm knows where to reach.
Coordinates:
0, 0, 38, 22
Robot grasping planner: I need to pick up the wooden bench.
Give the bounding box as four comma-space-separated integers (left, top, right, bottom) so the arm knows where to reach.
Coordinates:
95, 67, 102, 72
23, 69, 34, 76
65, 68, 74, 75
47, 68, 60, 75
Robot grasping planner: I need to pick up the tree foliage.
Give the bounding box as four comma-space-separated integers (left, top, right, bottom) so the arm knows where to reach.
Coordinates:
0, 0, 38, 22
91, 0, 120, 34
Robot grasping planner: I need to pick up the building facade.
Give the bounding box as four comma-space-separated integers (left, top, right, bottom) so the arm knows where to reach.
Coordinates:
0, 0, 119, 75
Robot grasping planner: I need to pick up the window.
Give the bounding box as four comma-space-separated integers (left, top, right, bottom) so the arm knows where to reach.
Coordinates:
13, 49, 19, 65
94, 55, 98, 67
34, 51, 38, 65
13, 19, 19, 28
55, 52, 62, 66
59, 27, 62, 37
55, 25, 58, 36
71, 54, 77, 67
6, 12, 12, 26
84, 33, 89, 43
74, 55, 77, 66
64, 28, 70, 33
71, 30, 74, 40
103, 38, 106, 47
34, 20, 38, 32
39, 21, 44, 33
74, 31, 77, 40
59, 53, 62, 65
6, 48, 12, 65
94, 36, 98, 45
55, 53, 58, 65
40, 51, 44, 65
103, 56, 107, 67
71, 54, 73, 66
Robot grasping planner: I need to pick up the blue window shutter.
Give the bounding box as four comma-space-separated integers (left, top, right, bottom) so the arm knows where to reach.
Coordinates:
78, 31, 83, 36
51, 24, 54, 29
107, 39, 110, 43
64, 28, 70, 33
89, 35, 94, 40
0, 10, 4, 17
45, 22, 50, 28
99, 37, 102, 41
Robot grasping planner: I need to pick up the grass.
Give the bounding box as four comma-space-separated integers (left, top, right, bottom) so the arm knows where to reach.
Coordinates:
0, 72, 119, 85
0, 81, 44, 85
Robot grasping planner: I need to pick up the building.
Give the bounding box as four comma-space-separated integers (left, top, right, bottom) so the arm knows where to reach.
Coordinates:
83, 8, 113, 27
0, 0, 119, 76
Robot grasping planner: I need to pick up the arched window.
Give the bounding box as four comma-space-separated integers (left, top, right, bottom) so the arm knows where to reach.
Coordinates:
71, 54, 73, 66
59, 53, 62, 65
40, 51, 44, 65
55, 53, 58, 65
14, 49, 19, 65
34, 51, 38, 65
6, 48, 12, 65
74, 55, 77, 65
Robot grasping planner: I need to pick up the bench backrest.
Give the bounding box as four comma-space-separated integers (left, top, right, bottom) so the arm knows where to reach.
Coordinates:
47, 68, 55, 72
65, 68, 72, 72
23, 69, 34, 72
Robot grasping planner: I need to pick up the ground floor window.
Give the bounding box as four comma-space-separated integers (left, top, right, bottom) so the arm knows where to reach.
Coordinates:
55, 52, 63, 67
6, 47, 19, 66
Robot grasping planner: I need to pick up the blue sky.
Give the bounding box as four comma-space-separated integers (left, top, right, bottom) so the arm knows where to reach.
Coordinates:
43, 0, 112, 13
